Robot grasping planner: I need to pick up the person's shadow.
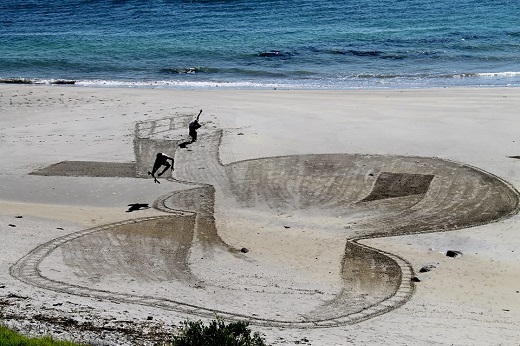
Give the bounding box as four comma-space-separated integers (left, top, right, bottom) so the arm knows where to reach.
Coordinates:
126, 203, 150, 212
178, 141, 192, 149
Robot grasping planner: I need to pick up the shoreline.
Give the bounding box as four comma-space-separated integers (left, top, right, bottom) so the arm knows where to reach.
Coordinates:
1, 84, 520, 345
2, 77, 520, 91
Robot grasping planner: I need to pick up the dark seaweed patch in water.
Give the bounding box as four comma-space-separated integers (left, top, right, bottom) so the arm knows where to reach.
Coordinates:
0, 78, 34, 84
347, 50, 383, 57
0, 78, 75, 85
160, 67, 207, 74
161, 66, 295, 78
379, 53, 406, 60
327, 49, 383, 57
257, 50, 293, 59
51, 80, 75, 85
327, 49, 405, 59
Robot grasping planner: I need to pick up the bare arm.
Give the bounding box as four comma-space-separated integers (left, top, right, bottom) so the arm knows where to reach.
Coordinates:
162, 153, 174, 161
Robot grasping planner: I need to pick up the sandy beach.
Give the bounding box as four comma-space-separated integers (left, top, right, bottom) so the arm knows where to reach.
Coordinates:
1, 84, 519, 345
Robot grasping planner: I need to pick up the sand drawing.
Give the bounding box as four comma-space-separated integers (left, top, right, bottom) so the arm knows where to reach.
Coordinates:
13, 115, 519, 328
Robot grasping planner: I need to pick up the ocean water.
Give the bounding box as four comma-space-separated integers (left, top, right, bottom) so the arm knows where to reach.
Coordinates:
1, 0, 519, 89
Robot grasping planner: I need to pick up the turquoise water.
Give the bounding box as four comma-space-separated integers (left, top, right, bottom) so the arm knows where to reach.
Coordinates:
1, 0, 519, 89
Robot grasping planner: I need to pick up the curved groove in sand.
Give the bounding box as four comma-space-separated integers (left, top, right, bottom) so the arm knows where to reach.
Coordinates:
10, 130, 520, 328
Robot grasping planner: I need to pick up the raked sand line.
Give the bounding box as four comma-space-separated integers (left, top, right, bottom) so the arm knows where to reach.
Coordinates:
9, 194, 413, 327
10, 125, 520, 328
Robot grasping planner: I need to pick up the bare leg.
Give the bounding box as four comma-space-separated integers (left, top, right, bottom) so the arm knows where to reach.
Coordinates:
151, 159, 162, 175
158, 162, 171, 176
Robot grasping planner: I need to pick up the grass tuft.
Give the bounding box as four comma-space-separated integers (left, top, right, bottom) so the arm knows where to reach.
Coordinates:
0, 325, 84, 346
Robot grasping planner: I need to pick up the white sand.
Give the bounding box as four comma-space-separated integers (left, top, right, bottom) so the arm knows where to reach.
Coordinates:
1, 85, 519, 345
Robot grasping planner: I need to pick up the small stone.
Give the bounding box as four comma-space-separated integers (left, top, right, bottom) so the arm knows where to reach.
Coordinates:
147, 316, 153, 320
411, 276, 421, 282
419, 264, 436, 273
284, 225, 290, 229
446, 250, 463, 258
240, 247, 249, 253
8, 224, 16, 227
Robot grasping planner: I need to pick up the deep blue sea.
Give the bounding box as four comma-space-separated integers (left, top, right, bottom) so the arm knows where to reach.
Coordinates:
1, 0, 519, 89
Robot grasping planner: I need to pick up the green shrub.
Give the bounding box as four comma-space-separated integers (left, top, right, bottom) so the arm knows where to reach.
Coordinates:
170, 317, 267, 346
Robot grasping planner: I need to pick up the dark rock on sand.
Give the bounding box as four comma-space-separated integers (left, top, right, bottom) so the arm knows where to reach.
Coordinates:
419, 264, 436, 272
446, 250, 463, 258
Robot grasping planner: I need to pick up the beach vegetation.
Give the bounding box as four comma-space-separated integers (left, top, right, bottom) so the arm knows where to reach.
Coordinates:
169, 316, 267, 346
0, 325, 84, 346
0, 317, 267, 346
